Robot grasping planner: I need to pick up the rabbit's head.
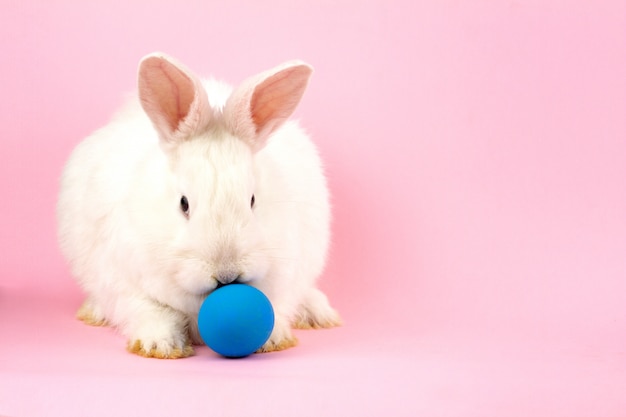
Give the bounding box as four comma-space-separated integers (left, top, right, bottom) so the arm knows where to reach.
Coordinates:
136, 53, 312, 296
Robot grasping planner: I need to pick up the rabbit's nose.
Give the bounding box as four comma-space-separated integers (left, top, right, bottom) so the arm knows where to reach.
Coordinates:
214, 271, 241, 288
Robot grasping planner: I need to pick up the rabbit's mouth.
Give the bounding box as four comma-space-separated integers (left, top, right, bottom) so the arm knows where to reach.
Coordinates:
187, 274, 241, 297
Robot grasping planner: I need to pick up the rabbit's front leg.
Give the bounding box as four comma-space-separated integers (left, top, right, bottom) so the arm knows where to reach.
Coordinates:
118, 295, 194, 359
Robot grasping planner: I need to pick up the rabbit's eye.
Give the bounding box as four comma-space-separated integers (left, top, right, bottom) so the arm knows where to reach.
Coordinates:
251, 194, 255, 209
180, 195, 190, 216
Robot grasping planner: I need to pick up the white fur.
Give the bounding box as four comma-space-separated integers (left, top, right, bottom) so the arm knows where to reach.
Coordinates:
57, 53, 339, 357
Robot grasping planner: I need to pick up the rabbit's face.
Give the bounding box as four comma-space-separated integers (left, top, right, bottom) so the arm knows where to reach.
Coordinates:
166, 130, 269, 296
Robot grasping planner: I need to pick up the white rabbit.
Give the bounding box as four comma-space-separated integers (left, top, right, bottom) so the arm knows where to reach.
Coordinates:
57, 53, 340, 358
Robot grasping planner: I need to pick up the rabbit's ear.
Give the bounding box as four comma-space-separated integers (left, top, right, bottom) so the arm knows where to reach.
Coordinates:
224, 61, 312, 151
138, 53, 212, 146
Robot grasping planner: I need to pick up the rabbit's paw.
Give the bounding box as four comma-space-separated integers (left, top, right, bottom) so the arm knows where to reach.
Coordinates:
127, 334, 194, 359
257, 318, 298, 353
293, 288, 342, 329
125, 306, 195, 359
257, 335, 298, 353
76, 298, 108, 327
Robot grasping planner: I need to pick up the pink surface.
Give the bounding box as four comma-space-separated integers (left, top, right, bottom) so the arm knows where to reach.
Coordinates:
1, 1, 625, 416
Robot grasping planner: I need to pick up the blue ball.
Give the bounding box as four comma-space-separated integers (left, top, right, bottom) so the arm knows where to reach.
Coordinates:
198, 284, 275, 358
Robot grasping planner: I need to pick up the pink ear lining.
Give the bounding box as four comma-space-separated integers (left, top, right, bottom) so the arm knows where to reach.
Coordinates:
138, 55, 208, 143
154, 61, 195, 132
249, 64, 312, 137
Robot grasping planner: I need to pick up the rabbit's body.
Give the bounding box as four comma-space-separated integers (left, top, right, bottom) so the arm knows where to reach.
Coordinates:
57, 55, 340, 358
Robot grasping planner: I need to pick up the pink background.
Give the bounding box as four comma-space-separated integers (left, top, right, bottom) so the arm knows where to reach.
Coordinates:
1, 1, 625, 416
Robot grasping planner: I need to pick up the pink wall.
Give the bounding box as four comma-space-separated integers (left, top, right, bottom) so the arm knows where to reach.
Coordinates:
1, 1, 624, 415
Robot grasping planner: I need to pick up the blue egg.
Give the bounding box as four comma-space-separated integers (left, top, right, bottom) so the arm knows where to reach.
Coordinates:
198, 284, 274, 358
